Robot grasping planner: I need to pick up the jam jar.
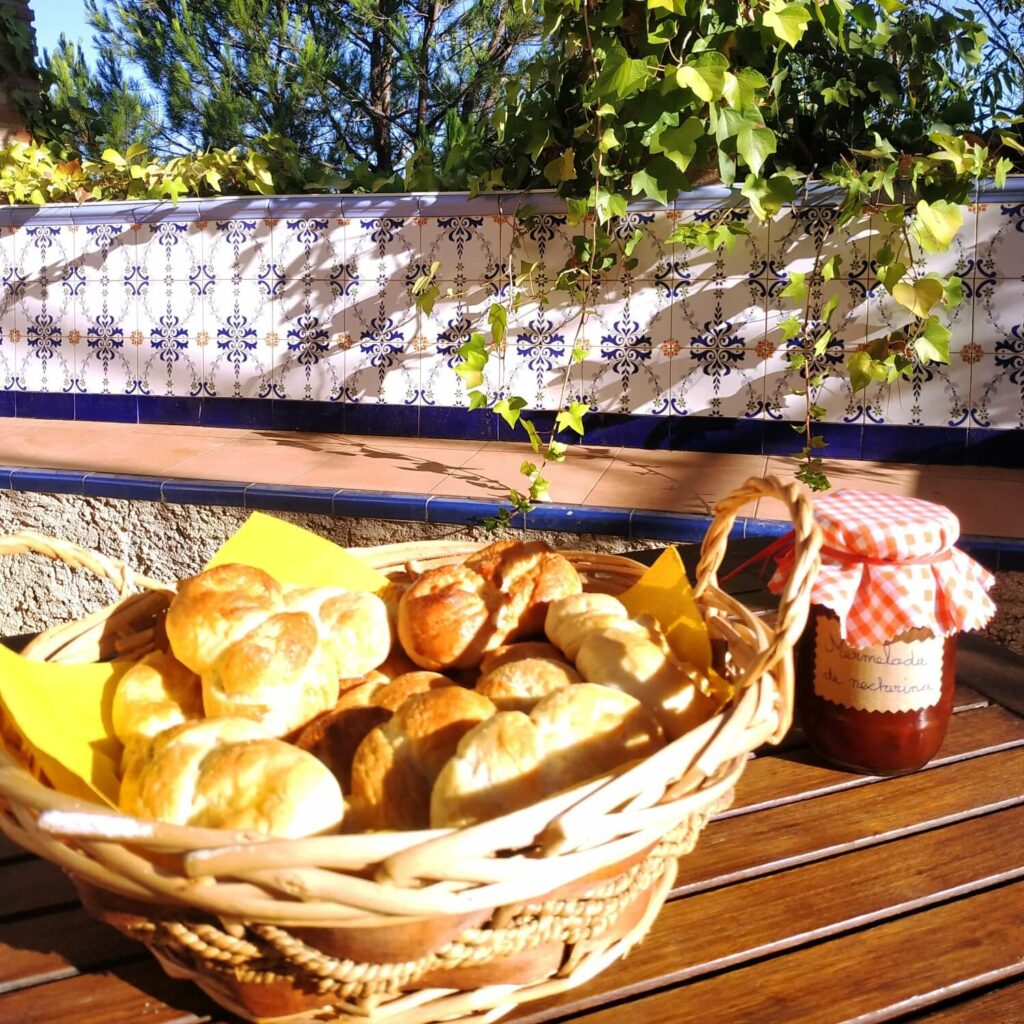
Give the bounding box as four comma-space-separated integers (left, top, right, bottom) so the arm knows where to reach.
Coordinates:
769, 489, 995, 777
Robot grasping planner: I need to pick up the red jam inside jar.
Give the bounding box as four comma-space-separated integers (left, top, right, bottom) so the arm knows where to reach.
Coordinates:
794, 605, 958, 776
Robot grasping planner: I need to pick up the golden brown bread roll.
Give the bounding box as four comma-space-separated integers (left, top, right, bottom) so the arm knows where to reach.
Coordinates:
475, 658, 581, 713
431, 683, 664, 829
398, 541, 582, 671
295, 671, 452, 790
165, 564, 392, 736
119, 718, 345, 837
544, 592, 629, 660
349, 687, 496, 830
478, 641, 566, 675
575, 623, 718, 740
111, 650, 203, 750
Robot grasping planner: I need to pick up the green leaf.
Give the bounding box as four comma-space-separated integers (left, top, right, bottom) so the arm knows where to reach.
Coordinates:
763, 2, 813, 47
914, 319, 951, 364
488, 303, 508, 347
522, 418, 542, 453
676, 53, 729, 103
910, 200, 963, 254
631, 167, 669, 205
813, 329, 833, 357
779, 316, 802, 341
821, 256, 841, 282
555, 401, 589, 436
995, 157, 1013, 189
723, 68, 769, 109
880, 260, 907, 294
892, 277, 944, 318
494, 395, 527, 428
520, 461, 538, 477
596, 44, 652, 100
649, 117, 704, 174
780, 272, 807, 301
736, 125, 776, 177
943, 276, 964, 310
101, 148, 126, 167
467, 390, 488, 411
821, 294, 840, 324
543, 147, 577, 185
647, 0, 686, 11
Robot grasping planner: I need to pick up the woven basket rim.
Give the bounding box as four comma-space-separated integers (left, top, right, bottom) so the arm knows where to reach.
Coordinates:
0, 475, 823, 926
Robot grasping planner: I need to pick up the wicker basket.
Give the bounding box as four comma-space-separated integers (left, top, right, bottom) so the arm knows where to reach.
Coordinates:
0, 476, 821, 1024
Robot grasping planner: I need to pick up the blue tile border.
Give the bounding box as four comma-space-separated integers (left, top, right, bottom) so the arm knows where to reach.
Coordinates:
3, 393, 1020, 467
1, 464, 1018, 567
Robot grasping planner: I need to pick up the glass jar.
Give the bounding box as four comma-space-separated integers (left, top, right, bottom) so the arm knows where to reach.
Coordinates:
795, 605, 958, 775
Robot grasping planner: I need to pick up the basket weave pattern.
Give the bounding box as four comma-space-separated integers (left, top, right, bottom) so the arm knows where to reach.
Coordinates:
0, 477, 821, 1024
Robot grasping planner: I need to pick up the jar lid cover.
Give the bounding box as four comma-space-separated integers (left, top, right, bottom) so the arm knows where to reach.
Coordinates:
769, 488, 995, 648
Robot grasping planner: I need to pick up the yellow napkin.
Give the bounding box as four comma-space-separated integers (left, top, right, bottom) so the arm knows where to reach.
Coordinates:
0, 512, 391, 806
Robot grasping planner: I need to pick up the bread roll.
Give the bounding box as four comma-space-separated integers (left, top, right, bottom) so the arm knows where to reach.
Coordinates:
350, 687, 496, 830
575, 623, 718, 740
544, 592, 629, 660
478, 641, 566, 675
431, 683, 664, 828
165, 564, 392, 736
119, 718, 344, 837
475, 658, 581, 713
295, 671, 452, 790
112, 650, 203, 750
398, 541, 582, 671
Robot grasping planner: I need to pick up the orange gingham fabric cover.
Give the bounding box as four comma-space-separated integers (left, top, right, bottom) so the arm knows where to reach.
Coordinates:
769, 489, 996, 649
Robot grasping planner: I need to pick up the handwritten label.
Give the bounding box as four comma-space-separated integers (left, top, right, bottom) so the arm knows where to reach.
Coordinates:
813, 616, 944, 713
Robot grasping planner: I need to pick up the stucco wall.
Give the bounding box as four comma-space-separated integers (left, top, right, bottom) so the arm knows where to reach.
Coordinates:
0, 490, 661, 636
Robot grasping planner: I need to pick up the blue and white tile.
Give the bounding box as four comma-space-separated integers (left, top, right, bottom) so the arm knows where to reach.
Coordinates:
674, 277, 767, 352
968, 348, 1024, 430
203, 217, 275, 281
975, 200, 1024, 285
15, 224, 75, 285
18, 281, 74, 393
274, 216, 343, 282
670, 343, 766, 419
0, 289, 20, 391
864, 355, 971, 428
764, 343, 864, 425
671, 206, 768, 282
343, 281, 420, 406
346, 216, 421, 293
136, 280, 203, 398
203, 289, 277, 400
420, 215, 503, 283
73, 288, 137, 396
605, 210, 676, 280
140, 220, 203, 281
506, 212, 574, 299
275, 279, 346, 402
973, 278, 1024, 349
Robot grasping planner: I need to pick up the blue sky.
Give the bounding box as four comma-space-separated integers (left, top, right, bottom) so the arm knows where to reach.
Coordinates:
29, 0, 95, 59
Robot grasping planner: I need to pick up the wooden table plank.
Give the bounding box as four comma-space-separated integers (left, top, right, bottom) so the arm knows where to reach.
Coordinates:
509, 805, 1024, 1024
674, 746, 1024, 896
0, 859, 79, 921
727, 703, 1024, 818
569, 878, 1024, 1024
0, 906, 144, 994
909, 978, 1024, 1023
0, 958, 217, 1024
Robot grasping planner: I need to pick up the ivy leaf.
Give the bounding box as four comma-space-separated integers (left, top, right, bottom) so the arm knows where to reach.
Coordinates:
521, 418, 542, 453
821, 256, 841, 281
880, 260, 907, 294
487, 303, 508, 347
555, 400, 589, 436
821, 294, 840, 324
813, 329, 833, 357
676, 52, 729, 103
736, 125, 777, 177
647, 0, 686, 11
910, 200, 963, 254
543, 147, 577, 184
764, 2, 813, 47
780, 271, 807, 301
545, 440, 568, 462
723, 67, 769, 109
631, 167, 669, 205
494, 395, 528, 428
779, 316, 803, 341
995, 157, 1013, 189
892, 277, 944, 318
650, 117, 705, 174
467, 390, 488, 411
595, 43, 652, 101
914, 319, 951, 364
943, 276, 964, 310
101, 147, 126, 167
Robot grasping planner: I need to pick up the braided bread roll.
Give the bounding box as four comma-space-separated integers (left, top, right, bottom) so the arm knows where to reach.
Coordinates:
398, 541, 582, 670
119, 718, 345, 837
165, 563, 392, 736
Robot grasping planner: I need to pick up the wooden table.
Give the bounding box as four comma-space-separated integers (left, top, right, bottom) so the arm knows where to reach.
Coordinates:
2, 538, 1023, 1023
1, 671, 1022, 1023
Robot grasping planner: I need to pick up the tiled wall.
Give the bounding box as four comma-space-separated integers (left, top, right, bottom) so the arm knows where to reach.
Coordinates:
0, 185, 1021, 464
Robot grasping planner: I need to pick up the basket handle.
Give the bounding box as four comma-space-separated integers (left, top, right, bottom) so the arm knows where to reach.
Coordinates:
694, 475, 822, 682
0, 530, 170, 597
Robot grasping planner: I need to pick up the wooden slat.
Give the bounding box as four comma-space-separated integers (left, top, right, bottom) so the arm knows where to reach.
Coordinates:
0, 859, 78, 921
0, 907, 144, 994
957, 634, 1024, 718
909, 978, 1024, 1022
675, 746, 1024, 895
510, 806, 1024, 1024
725, 703, 1024, 818
0, 958, 215, 1024
568, 879, 1024, 1024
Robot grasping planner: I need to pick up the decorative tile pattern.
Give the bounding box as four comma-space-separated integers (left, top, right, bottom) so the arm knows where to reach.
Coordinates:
0, 189, 1021, 449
